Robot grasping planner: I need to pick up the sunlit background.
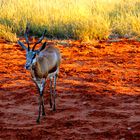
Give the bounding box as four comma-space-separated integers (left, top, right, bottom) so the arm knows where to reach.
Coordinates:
0, 0, 140, 41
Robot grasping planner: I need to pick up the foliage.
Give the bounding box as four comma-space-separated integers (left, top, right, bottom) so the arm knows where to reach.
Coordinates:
0, 0, 140, 41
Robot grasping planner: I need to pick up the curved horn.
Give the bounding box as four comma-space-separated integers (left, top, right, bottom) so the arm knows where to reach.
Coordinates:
18, 40, 28, 51
32, 29, 46, 51
24, 24, 30, 51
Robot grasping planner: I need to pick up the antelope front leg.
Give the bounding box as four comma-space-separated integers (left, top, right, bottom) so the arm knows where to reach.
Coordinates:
36, 79, 46, 123
37, 94, 45, 123
36, 95, 42, 123
41, 79, 46, 116
41, 95, 45, 116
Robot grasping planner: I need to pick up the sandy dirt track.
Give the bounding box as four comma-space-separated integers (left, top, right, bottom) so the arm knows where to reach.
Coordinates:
0, 38, 140, 140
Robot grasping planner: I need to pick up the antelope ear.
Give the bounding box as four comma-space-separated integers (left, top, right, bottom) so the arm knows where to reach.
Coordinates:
38, 42, 47, 52
18, 40, 28, 51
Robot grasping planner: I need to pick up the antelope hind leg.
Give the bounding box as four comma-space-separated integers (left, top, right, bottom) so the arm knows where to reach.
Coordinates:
52, 74, 57, 111
49, 78, 53, 108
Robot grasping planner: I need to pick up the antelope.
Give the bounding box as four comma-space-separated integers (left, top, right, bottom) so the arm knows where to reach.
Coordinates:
18, 26, 61, 123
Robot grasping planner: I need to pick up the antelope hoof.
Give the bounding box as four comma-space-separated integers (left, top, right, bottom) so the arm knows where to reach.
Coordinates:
36, 118, 40, 123
42, 111, 46, 116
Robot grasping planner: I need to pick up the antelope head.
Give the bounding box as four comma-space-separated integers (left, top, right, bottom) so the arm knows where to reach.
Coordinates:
18, 26, 47, 70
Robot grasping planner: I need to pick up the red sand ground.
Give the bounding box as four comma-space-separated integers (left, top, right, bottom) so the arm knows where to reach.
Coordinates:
0, 38, 140, 140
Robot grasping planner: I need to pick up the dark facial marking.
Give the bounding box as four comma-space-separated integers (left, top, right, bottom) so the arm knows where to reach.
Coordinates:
25, 51, 36, 69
